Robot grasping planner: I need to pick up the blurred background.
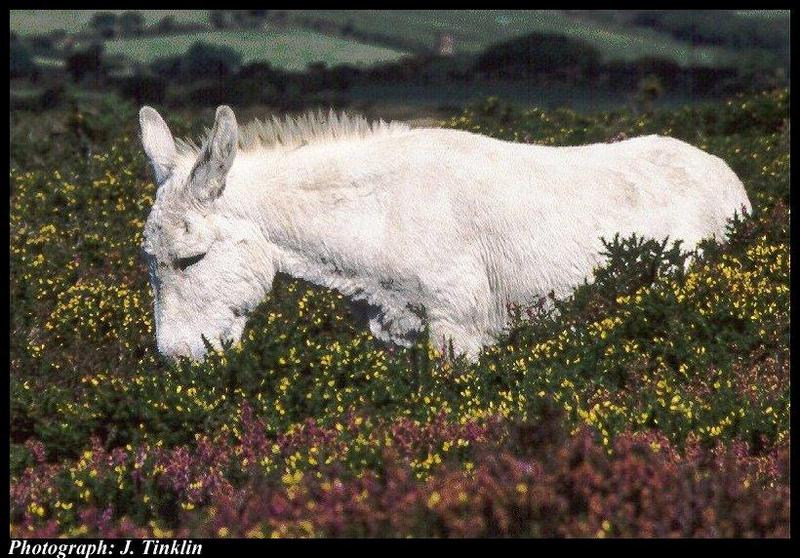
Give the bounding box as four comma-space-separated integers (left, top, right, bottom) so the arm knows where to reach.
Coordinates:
10, 9, 790, 124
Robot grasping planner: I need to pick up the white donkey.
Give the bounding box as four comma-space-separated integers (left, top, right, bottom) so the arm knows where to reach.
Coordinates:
139, 105, 750, 361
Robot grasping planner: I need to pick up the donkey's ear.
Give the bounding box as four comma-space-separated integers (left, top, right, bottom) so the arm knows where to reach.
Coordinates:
139, 106, 176, 184
189, 105, 238, 202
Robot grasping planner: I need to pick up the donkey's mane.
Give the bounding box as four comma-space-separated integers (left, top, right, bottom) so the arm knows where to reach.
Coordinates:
175, 109, 411, 159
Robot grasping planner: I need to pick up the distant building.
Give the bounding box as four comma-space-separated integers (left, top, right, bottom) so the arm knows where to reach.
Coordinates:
59, 36, 76, 53
438, 33, 455, 56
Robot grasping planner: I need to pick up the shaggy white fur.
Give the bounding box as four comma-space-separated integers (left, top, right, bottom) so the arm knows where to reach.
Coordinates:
139, 105, 751, 361
175, 109, 410, 160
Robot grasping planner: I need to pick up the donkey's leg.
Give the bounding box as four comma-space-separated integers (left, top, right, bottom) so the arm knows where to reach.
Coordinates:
420, 261, 499, 361
427, 319, 485, 361
366, 303, 423, 348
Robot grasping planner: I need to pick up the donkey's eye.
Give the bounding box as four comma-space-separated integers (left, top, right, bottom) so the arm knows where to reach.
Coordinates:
174, 253, 206, 271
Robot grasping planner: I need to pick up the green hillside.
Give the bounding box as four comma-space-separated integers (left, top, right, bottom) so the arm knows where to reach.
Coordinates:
11, 10, 789, 71
10, 10, 209, 35
283, 9, 774, 67
86, 29, 408, 70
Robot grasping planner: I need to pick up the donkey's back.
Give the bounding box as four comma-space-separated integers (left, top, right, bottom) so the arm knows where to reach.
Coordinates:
138, 105, 750, 361
345, 128, 750, 357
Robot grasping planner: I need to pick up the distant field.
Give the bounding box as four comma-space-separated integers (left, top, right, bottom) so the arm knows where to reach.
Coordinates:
735, 9, 791, 19
11, 10, 788, 71
285, 9, 744, 67
10, 10, 209, 35
84, 29, 408, 70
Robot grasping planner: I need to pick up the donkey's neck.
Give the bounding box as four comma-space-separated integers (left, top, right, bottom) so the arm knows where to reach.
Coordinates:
224, 142, 397, 300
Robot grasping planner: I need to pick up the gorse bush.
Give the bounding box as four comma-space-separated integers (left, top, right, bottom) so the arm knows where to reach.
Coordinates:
9, 88, 790, 537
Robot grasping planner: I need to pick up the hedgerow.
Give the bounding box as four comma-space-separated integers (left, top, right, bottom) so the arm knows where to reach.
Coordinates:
9, 88, 789, 537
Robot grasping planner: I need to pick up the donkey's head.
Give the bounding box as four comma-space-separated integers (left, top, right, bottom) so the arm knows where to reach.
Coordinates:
139, 105, 275, 360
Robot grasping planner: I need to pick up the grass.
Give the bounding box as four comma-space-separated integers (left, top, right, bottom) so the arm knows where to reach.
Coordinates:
80, 28, 409, 70
285, 9, 747, 67
735, 10, 791, 19
10, 10, 209, 36
12, 10, 785, 71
